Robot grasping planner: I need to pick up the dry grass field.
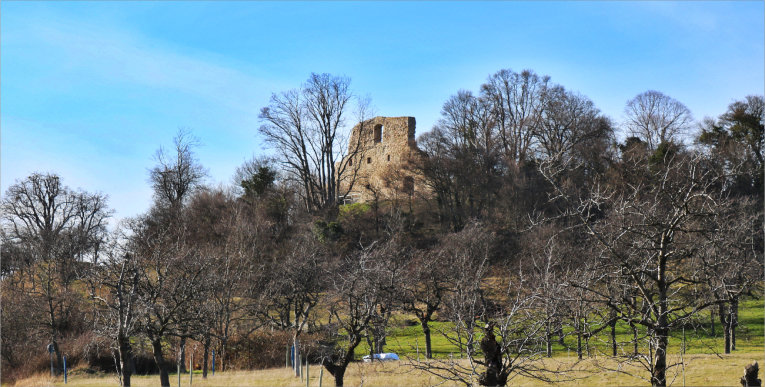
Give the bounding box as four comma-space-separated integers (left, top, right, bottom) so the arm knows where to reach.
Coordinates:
10, 352, 763, 387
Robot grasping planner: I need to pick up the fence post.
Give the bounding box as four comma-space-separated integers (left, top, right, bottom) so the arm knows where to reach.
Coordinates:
63, 356, 67, 384
212, 350, 215, 376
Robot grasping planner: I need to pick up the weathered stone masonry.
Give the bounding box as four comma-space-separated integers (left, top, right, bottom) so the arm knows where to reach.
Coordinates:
339, 116, 426, 203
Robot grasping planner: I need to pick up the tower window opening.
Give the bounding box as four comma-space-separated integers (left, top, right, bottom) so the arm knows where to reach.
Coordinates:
367, 157, 372, 164
387, 155, 390, 162
374, 124, 383, 143
349, 159, 353, 166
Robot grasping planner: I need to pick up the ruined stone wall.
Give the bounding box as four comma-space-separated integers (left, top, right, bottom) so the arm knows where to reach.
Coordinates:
339, 116, 426, 203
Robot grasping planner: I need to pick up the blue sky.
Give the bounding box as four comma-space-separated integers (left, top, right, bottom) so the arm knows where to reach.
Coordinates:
2, 1, 763, 223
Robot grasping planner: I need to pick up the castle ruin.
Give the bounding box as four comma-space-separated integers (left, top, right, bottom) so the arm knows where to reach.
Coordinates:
338, 116, 425, 203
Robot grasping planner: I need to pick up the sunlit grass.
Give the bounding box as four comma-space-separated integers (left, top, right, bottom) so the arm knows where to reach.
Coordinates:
359, 298, 764, 359
31, 352, 764, 386
9, 299, 761, 386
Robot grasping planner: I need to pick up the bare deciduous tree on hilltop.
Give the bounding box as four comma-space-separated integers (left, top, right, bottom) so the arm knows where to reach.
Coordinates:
259, 73, 373, 212
624, 90, 693, 150
481, 69, 550, 165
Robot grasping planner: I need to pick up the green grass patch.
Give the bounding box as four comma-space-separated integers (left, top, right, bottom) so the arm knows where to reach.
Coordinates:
358, 298, 763, 360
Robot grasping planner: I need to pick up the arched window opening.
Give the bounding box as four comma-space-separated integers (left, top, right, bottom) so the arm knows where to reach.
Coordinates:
374, 124, 383, 143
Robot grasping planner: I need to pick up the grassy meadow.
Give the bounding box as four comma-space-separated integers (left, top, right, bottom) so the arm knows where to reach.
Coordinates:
12, 352, 764, 387
8, 299, 763, 387
361, 299, 764, 360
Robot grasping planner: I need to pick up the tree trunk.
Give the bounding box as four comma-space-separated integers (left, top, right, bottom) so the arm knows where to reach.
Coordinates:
651, 255, 670, 387
610, 319, 617, 356
731, 297, 738, 351
333, 367, 346, 387
47, 285, 63, 376
118, 335, 133, 387
366, 336, 374, 360
630, 321, 639, 355
546, 321, 553, 358
179, 337, 187, 373
420, 318, 433, 359
293, 335, 300, 377
719, 302, 732, 354
724, 324, 732, 354
151, 339, 170, 387
322, 362, 347, 387
585, 335, 591, 358
202, 335, 210, 378
710, 308, 715, 337
221, 339, 227, 372
51, 338, 63, 376
575, 317, 582, 360
651, 328, 669, 386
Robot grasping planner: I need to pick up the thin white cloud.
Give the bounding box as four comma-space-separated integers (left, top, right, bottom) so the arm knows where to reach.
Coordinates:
13, 17, 278, 116
2, 14, 284, 225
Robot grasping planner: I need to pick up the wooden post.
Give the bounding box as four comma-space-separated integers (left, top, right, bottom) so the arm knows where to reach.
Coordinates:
177, 364, 181, 387
63, 356, 67, 384
319, 364, 323, 387
212, 350, 215, 376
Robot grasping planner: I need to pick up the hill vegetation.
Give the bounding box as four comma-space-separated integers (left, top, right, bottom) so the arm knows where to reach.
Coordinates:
2, 71, 762, 387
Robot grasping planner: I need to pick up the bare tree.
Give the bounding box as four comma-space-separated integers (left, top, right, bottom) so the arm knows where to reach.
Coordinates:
697, 198, 762, 353
624, 90, 693, 150
539, 149, 741, 386
128, 213, 210, 387
89, 232, 140, 386
535, 85, 611, 164
523, 226, 569, 358
1, 172, 110, 375
127, 134, 211, 386
259, 73, 370, 211
400, 247, 452, 359
319, 242, 387, 387
257, 232, 326, 377
149, 129, 207, 210
410, 223, 560, 387
363, 237, 407, 358
418, 90, 501, 230
480, 69, 550, 165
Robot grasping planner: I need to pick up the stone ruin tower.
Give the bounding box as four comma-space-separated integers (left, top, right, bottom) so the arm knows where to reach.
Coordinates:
338, 116, 425, 203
